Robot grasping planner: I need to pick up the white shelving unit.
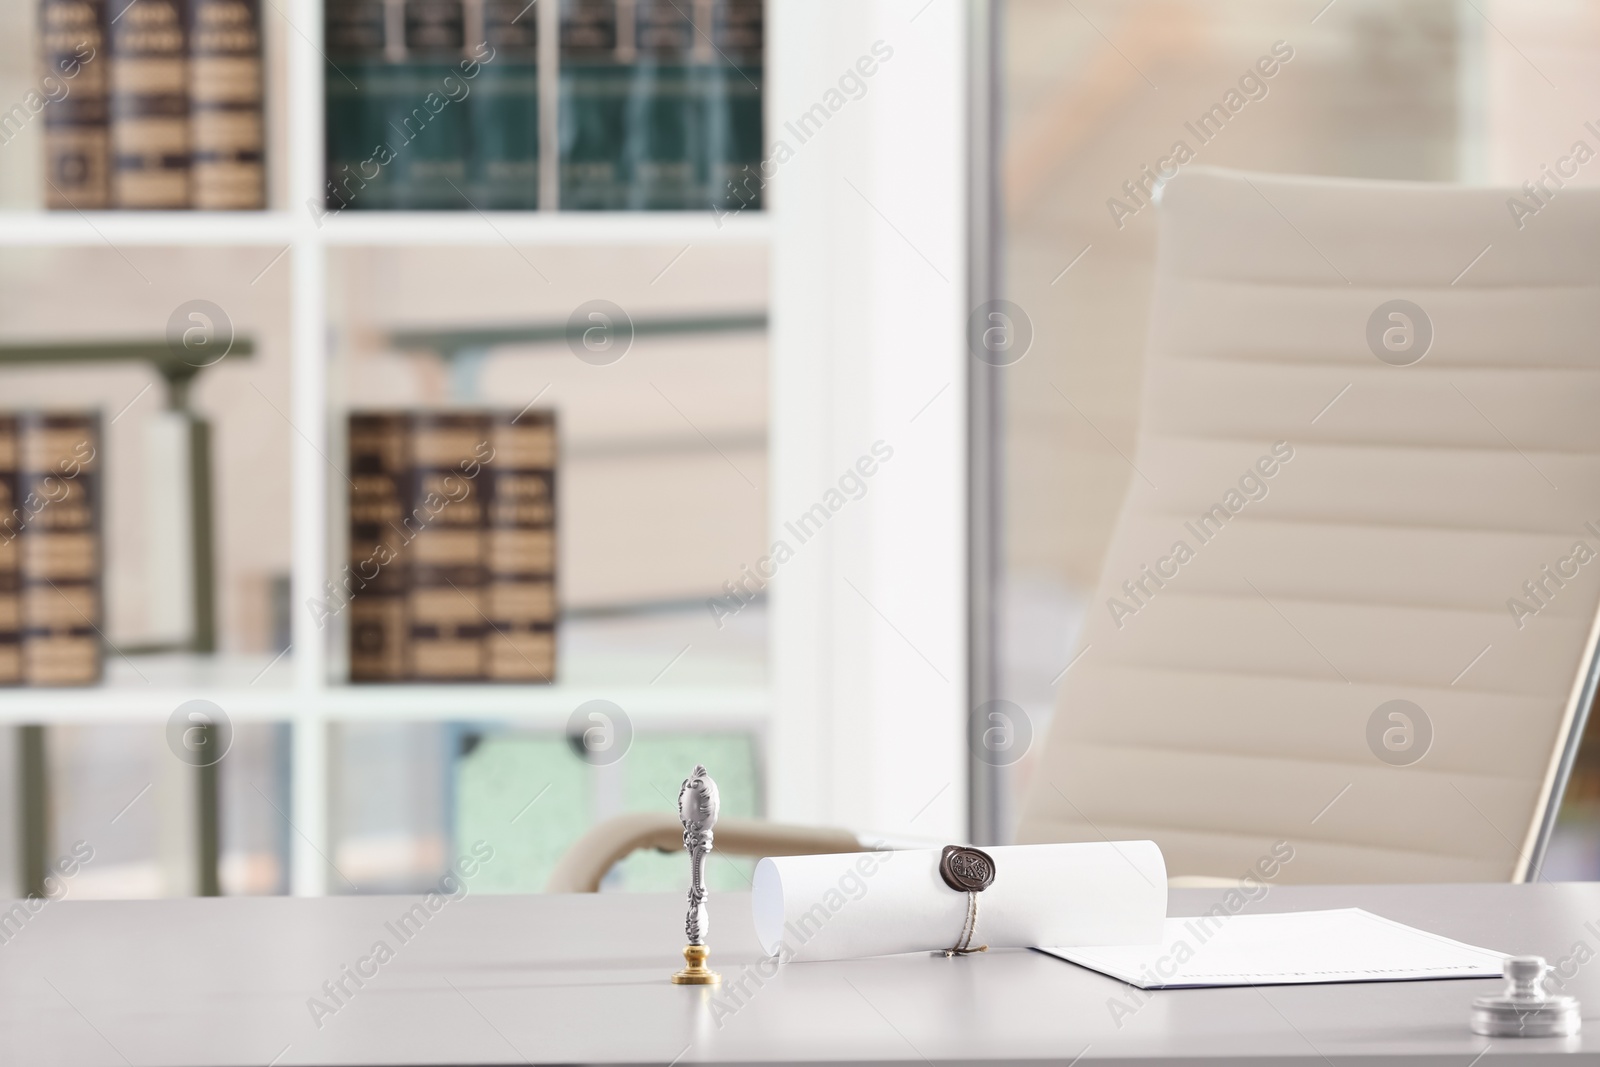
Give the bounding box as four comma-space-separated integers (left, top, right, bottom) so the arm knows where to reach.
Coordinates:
0, 0, 774, 899
0, 0, 972, 897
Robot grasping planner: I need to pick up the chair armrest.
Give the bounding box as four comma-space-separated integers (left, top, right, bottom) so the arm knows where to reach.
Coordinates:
546, 813, 865, 892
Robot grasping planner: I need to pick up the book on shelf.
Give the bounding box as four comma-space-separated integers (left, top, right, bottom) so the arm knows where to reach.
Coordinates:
704, 0, 762, 213
559, 0, 763, 211
324, 0, 392, 209
394, 0, 473, 208
324, 0, 484, 210
40, 0, 112, 208
190, 0, 266, 208
469, 0, 538, 208
623, 0, 696, 210
323, 0, 762, 211
558, 0, 629, 209
406, 410, 488, 680
348, 412, 409, 681
107, 0, 190, 208
16, 413, 102, 687
483, 410, 555, 681
347, 408, 556, 683
0, 417, 19, 684
44, 0, 265, 209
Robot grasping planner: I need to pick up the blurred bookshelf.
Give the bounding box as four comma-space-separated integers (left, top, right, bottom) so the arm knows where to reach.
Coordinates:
0, 0, 775, 899
4, 0, 765, 216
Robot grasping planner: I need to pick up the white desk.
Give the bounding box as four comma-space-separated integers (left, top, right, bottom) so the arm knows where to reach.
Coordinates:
1, 883, 1595, 1065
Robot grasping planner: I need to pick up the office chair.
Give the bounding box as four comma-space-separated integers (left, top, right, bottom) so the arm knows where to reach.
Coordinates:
549, 166, 1600, 890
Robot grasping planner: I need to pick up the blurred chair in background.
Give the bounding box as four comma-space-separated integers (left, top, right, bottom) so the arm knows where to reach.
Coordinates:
552, 167, 1600, 887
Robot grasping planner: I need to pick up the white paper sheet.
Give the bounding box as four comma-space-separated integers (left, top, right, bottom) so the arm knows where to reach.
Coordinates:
752, 842, 1166, 963
1039, 908, 1507, 988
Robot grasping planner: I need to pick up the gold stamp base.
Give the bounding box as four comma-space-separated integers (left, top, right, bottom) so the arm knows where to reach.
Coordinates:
671, 943, 721, 985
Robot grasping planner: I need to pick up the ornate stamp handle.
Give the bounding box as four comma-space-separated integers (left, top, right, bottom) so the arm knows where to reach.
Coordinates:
672, 765, 722, 985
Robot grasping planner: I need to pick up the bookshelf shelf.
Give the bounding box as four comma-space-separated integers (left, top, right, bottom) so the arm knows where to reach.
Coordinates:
0, 211, 300, 247
0, 674, 766, 726
317, 210, 771, 247
0, 653, 291, 721
0, 639, 763, 718
0, 210, 770, 249
318, 683, 767, 724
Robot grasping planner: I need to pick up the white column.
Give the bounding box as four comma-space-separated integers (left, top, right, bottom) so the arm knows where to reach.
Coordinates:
287, 0, 330, 895
768, 0, 968, 842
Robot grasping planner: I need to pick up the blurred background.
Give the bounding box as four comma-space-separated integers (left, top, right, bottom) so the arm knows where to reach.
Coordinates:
1, 0, 1599, 899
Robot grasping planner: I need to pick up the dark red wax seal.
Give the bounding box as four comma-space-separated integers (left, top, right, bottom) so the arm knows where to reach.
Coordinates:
939, 845, 996, 893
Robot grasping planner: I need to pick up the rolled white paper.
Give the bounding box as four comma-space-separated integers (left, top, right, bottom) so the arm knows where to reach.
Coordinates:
751, 841, 1166, 963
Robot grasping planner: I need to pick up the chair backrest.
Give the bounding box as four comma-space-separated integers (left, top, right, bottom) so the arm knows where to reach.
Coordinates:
1017, 166, 1600, 883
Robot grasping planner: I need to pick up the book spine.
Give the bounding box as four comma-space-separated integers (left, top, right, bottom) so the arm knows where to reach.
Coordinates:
347, 412, 409, 682
324, 0, 392, 211
559, 0, 628, 210
19, 412, 101, 687
0, 418, 20, 686
624, 0, 696, 209
468, 0, 537, 208
189, 0, 264, 208
483, 410, 555, 682
392, 0, 469, 208
405, 410, 489, 680
704, 0, 760, 212
39, 0, 111, 208
108, 0, 190, 208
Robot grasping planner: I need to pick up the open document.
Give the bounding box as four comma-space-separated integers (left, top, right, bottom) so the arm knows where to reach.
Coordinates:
1038, 908, 1507, 988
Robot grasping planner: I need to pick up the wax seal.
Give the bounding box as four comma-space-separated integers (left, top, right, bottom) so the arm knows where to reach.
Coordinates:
1470, 956, 1580, 1037
939, 845, 995, 893
937, 846, 995, 956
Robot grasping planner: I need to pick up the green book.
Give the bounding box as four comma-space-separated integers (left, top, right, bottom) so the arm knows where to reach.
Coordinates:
701, 0, 762, 214
621, 0, 697, 210
326, 0, 475, 211
469, 0, 537, 208
389, 0, 470, 208
559, 0, 627, 210
324, 0, 392, 211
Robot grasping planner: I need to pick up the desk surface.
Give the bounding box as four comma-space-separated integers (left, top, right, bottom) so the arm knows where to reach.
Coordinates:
1, 882, 1597, 1066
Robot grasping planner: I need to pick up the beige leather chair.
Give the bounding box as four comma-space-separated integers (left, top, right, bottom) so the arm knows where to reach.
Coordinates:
550, 167, 1600, 891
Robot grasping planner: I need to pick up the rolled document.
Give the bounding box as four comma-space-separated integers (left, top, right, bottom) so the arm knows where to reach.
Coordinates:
752, 841, 1166, 963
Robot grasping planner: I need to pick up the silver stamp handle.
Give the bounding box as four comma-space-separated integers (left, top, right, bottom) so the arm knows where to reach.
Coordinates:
678, 765, 719, 945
